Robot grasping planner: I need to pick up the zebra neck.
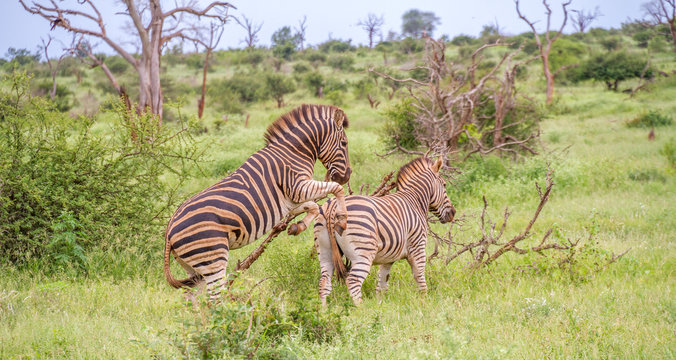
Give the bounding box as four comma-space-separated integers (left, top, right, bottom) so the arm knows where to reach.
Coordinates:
264, 143, 317, 176
394, 187, 430, 217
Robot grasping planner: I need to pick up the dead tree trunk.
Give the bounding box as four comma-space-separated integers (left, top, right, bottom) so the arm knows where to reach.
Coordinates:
20, 0, 234, 125
196, 22, 225, 119
515, 0, 571, 105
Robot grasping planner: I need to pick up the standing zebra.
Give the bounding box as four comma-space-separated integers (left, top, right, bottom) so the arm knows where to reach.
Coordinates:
164, 104, 351, 300
314, 157, 455, 306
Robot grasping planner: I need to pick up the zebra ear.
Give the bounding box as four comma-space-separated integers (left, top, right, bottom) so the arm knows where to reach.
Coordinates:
334, 109, 346, 129
431, 157, 443, 173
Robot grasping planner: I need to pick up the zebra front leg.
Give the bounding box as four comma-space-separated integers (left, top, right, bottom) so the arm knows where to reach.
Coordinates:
287, 201, 320, 236
407, 248, 428, 294
287, 179, 347, 236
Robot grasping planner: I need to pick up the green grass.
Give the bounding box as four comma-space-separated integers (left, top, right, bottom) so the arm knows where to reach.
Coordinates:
2, 41, 676, 359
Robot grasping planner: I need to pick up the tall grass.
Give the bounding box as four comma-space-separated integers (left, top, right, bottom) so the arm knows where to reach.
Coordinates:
1, 38, 675, 359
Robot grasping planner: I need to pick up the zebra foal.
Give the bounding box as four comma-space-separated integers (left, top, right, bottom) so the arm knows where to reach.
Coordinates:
314, 157, 455, 306
164, 104, 351, 300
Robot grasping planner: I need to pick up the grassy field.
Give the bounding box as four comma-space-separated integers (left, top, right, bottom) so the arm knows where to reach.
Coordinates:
1, 38, 675, 359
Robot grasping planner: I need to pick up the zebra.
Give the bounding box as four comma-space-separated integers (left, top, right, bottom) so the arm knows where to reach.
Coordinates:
313, 157, 455, 306
164, 104, 352, 300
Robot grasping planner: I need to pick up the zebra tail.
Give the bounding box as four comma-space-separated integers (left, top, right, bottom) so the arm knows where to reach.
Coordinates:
164, 228, 200, 289
326, 202, 349, 281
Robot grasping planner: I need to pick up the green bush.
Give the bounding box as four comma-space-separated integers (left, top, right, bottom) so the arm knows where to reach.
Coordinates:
327, 55, 354, 71
382, 98, 419, 149
167, 293, 344, 359
626, 110, 673, 128
34, 81, 76, 112
317, 39, 355, 53
264, 72, 296, 107
573, 51, 652, 90
209, 72, 266, 113
451, 34, 476, 46
661, 138, 676, 169
304, 71, 325, 97
303, 51, 327, 64
104, 55, 129, 74
293, 61, 310, 73
325, 89, 345, 106
0, 72, 201, 265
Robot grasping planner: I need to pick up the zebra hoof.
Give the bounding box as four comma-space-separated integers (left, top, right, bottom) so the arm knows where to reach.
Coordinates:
287, 222, 306, 235
273, 222, 288, 233
334, 222, 345, 236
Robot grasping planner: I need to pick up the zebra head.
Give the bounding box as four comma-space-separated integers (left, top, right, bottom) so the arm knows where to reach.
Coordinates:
395, 157, 456, 223
319, 108, 351, 185
428, 157, 455, 223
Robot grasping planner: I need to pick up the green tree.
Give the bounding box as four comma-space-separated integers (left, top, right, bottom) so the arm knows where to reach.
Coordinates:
4, 47, 41, 66
265, 73, 296, 107
401, 9, 440, 38
271, 26, 299, 60
575, 51, 652, 90
305, 71, 325, 98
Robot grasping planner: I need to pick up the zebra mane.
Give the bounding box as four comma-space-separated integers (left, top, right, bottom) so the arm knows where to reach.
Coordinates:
395, 157, 433, 188
264, 104, 348, 145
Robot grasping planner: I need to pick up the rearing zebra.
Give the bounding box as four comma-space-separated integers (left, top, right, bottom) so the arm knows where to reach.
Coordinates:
165, 104, 351, 300
314, 157, 455, 306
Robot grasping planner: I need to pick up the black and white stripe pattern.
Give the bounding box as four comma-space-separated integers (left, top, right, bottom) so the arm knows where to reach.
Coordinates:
164, 104, 351, 300
314, 157, 455, 306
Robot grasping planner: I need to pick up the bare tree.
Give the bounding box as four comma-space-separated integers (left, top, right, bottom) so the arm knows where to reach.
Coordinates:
295, 15, 308, 51
19, 0, 234, 124
642, 0, 676, 53
194, 22, 225, 119
40, 35, 68, 101
236, 15, 263, 49
571, 7, 602, 33
371, 37, 539, 159
515, 0, 572, 105
358, 13, 385, 48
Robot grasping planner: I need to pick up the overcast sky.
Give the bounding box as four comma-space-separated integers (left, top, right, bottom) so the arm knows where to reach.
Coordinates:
1, 0, 644, 58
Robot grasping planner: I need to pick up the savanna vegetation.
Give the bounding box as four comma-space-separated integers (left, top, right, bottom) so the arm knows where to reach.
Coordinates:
1, 3, 675, 359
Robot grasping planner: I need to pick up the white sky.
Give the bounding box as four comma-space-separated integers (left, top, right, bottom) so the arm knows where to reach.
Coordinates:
1, 0, 644, 58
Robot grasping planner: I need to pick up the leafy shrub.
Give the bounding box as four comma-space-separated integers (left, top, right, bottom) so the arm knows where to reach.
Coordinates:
209, 72, 266, 113
293, 62, 310, 73
627, 168, 666, 182
304, 51, 327, 64
600, 37, 622, 51
451, 34, 476, 46
185, 53, 204, 70
34, 81, 75, 112
0, 72, 201, 264
572, 51, 652, 90
304, 71, 325, 97
272, 26, 299, 60
382, 98, 419, 149
397, 37, 425, 54
47, 211, 88, 272
661, 138, 676, 169
325, 89, 345, 106
626, 110, 673, 128
327, 55, 354, 71
105, 55, 129, 74
264, 72, 296, 107
168, 293, 345, 359
317, 39, 355, 53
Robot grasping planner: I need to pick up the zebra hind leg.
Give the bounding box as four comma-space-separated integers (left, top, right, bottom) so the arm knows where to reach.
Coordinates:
376, 263, 393, 301
314, 217, 334, 308
346, 254, 376, 306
